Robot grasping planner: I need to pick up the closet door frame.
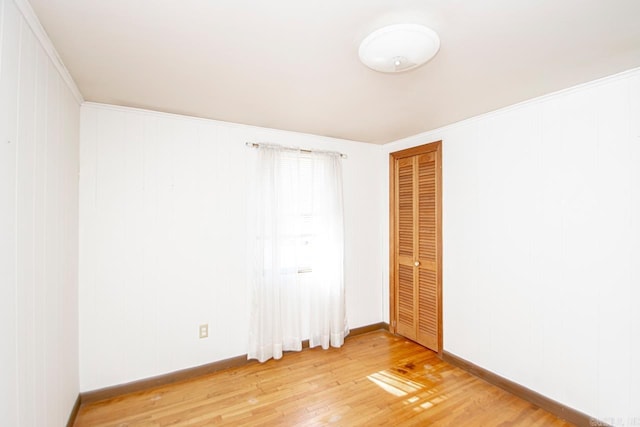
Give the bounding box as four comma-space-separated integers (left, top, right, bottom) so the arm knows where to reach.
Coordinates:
389, 140, 443, 354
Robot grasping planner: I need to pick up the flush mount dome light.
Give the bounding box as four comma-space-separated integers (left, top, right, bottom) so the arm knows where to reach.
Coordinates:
358, 24, 440, 73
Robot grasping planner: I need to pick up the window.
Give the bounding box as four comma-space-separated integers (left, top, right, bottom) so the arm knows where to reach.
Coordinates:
247, 146, 348, 363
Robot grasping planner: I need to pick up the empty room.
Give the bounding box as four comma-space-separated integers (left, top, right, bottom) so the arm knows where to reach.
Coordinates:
1, 0, 639, 426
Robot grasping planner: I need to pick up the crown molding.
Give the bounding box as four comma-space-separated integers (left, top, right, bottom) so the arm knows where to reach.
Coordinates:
385, 65, 640, 150
12, 0, 84, 104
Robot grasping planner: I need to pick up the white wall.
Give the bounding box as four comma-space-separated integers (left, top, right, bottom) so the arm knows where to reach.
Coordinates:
78, 103, 384, 391
383, 68, 640, 423
0, 0, 81, 425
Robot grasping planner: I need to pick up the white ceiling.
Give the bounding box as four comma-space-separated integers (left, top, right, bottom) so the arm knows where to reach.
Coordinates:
29, 0, 640, 144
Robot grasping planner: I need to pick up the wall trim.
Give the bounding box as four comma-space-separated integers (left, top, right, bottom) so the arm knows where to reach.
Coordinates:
82, 102, 373, 146
66, 394, 81, 427
79, 322, 389, 405
12, 0, 84, 104
80, 353, 252, 405
442, 351, 609, 427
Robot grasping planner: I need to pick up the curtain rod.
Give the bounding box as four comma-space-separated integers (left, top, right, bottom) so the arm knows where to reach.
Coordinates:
245, 142, 347, 159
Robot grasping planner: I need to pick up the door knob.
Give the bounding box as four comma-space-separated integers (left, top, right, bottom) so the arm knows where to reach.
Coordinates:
414, 261, 420, 267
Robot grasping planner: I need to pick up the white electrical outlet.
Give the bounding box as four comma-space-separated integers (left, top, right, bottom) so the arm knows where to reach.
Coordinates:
199, 324, 208, 339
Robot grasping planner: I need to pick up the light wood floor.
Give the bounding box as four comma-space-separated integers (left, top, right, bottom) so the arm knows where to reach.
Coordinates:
74, 331, 573, 426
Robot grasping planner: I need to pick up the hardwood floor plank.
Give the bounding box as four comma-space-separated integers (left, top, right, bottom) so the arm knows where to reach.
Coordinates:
73, 331, 574, 426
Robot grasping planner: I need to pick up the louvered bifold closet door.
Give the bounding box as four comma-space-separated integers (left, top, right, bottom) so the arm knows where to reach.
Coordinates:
416, 152, 438, 350
395, 157, 416, 340
391, 142, 441, 353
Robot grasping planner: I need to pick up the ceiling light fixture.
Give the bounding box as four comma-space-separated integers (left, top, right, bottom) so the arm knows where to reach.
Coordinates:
358, 24, 440, 73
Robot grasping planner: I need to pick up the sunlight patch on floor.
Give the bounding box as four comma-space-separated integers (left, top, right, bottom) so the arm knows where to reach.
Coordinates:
366, 368, 452, 416
367, 370, 424, 397
419, 394, 447, 410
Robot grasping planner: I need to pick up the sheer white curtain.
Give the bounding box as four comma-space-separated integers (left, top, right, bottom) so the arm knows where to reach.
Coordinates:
248, 146, 347, 363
